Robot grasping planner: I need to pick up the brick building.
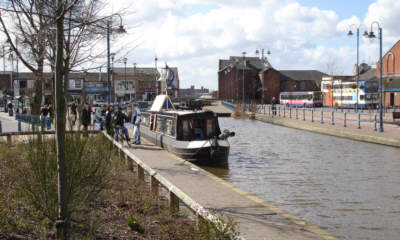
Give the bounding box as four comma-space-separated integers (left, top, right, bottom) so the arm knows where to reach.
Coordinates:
376, 40, 400, 107
218, 56, 325, 104
179, 85, 209, 98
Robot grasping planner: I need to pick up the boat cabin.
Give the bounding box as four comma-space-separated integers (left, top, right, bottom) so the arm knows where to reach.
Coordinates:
142, 95, 221, 141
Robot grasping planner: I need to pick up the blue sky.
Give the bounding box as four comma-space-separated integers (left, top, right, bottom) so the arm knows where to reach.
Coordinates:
106, 0, 400, 90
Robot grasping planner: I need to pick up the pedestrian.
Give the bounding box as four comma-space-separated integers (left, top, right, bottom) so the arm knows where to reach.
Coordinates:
95, 105, 106, 130
48, 104, 54, 123
70, 100, 78, 126
131, 102, 141, 144
105, 104, 113, 135
7, 101, 13, 116
113, 105, 130, 141
271, 97, 277, 115
81, 102, 92, 132
41, 104, 49, 118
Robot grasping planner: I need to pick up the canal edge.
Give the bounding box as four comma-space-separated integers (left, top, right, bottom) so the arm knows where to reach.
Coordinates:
160, 142, 340, 240
255, 115, 400, 148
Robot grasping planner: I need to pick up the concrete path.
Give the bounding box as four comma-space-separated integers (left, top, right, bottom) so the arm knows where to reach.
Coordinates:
255, 112, 400, 147
203, 103, 233, 117
123, 131, 338, 240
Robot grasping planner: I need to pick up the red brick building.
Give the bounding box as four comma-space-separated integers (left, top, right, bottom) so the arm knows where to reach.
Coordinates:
376, 40, 400, 107
218, 56, 325, 104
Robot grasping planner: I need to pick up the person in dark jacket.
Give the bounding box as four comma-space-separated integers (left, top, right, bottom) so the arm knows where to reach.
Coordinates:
113, 106, 130, 141
271, 97, 277, 115
105, 104, 113, 135
81, 103, 92, 131
70, 100, 78, 126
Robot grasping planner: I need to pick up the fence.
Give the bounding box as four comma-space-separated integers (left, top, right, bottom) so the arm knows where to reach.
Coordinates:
255, 105, 400, 131
15, 113, 52, 132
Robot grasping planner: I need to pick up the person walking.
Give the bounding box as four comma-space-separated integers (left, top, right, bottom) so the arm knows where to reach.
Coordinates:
271, 97, 277, 116
105, 104, 113, 135
70, 100, 78, 126
7, 101, 13, 116
131, 102, 142, 144
81, 103, 92, 132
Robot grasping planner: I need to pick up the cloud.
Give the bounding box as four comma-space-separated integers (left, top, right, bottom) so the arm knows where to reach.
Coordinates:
103, 0, 364, 90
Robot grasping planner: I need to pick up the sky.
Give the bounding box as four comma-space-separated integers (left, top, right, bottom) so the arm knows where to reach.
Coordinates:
101, 0, 400, 90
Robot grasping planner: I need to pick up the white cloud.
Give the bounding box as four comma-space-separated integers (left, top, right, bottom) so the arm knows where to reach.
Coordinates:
103, 0, 390, 90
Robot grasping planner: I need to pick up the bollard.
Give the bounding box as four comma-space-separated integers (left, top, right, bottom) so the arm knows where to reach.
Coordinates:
137, 165, 145, 181
0, 120, 2, 134
311, 109, 314, 122
320, 109, 324, 124
357, 113, 361, 129
296, 107, 298, 120
278, 106, 281, 117
151, 175, 159, 196
169, 191, 180, 214
7, 134, 12, 145
303, 108, 305, 121
344, 112, 347, 127
331, 111, 335, 125
289, 107, 292, 118
374, 114, 377, 131
268, 105, 271, 116
18, 119, 21, 132
283, 107, 286, 118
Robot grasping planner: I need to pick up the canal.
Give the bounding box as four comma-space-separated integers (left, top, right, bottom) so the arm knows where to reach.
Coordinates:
205, 118, 400, 240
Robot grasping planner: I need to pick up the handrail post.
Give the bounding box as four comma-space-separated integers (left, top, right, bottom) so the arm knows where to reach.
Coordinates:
311, 109, 314, 122
283, 106, 286, 118
18, 119, 21, 132
331, 111, 335, 125
357, 112, 361, 129
344, 112, 347, 127
320, 109, 324, 124
303, 107, 305, 121
278, 106, 281, 117
296, 107, 298, 120
151, 175, 159, 196
289, 107, 292, 118
374, 114, 377, 131
169, 191, 180, 214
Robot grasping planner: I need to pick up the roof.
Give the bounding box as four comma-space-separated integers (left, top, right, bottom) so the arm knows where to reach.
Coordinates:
149, 95, 175, 112
219, 56, 272, 72
279, 70, 326, 81
382, 40, 400, 60
358, 68, 377, 81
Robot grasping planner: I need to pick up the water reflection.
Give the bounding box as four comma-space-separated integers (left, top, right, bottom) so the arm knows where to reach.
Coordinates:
203, 118, 400, 240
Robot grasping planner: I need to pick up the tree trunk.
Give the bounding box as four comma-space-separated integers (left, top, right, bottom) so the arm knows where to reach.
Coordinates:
55, 0, 67, 238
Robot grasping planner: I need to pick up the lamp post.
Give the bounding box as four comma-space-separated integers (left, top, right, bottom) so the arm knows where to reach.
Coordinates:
106, 14, 126, 104
110, 52, 115, 103
123, 57, 127, 103
366, 21, 383, 132
235, 58, 239, 103
347, 24, 368, 112
255, 48, 271, 105
242, 51, 246, 105
154, 56, 158, 96
133, 63, 136, 100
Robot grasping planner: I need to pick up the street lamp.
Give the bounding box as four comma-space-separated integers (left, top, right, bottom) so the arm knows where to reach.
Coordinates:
366, 21, 383, 132
347, 24, 368, 112
255, 48, 271, 105
235, 58, 239, 103
123, 57, 127, 103
106, 13, 126, 104
133, 63, 136, 100
242, 51, 246, 105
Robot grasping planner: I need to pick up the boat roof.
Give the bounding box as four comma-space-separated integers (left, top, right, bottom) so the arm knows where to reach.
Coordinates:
150, 95, 175, 112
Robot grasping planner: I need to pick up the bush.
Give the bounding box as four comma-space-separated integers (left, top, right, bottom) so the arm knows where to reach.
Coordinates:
13, 132, 112, 231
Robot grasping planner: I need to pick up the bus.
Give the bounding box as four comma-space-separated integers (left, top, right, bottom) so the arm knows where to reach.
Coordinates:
280, 91, 323, 107
331, 80, 378, 109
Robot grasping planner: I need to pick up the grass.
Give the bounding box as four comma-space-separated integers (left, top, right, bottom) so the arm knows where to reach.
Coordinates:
0, 135, 240, 239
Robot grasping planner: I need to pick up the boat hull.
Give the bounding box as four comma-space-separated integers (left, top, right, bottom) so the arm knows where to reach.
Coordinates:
132, 124, 229, 167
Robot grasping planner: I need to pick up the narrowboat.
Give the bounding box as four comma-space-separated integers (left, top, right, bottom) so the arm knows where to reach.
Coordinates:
139, 95, 234, 166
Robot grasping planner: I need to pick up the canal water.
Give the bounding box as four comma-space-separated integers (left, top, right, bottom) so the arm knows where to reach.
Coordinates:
205, 118, 400, 240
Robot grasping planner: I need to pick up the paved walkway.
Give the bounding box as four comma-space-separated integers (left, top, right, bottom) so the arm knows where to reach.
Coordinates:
203, 103, 233, 116
121, 128, 337, 240
255, 111, 400, 147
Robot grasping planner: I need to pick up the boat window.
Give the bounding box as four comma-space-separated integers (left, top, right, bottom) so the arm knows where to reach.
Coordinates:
206, 119, 215, 137
194, 120, 204, 140
166, 119, 175, 136
182, 120, 193, 140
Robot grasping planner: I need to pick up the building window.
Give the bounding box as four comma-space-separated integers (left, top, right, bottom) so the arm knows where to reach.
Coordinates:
300, 82, 306, 90
75, 79, 82, 89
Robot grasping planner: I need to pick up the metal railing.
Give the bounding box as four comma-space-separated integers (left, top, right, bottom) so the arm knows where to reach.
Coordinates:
254, 104, 400, 131
15, 113, 52, 132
